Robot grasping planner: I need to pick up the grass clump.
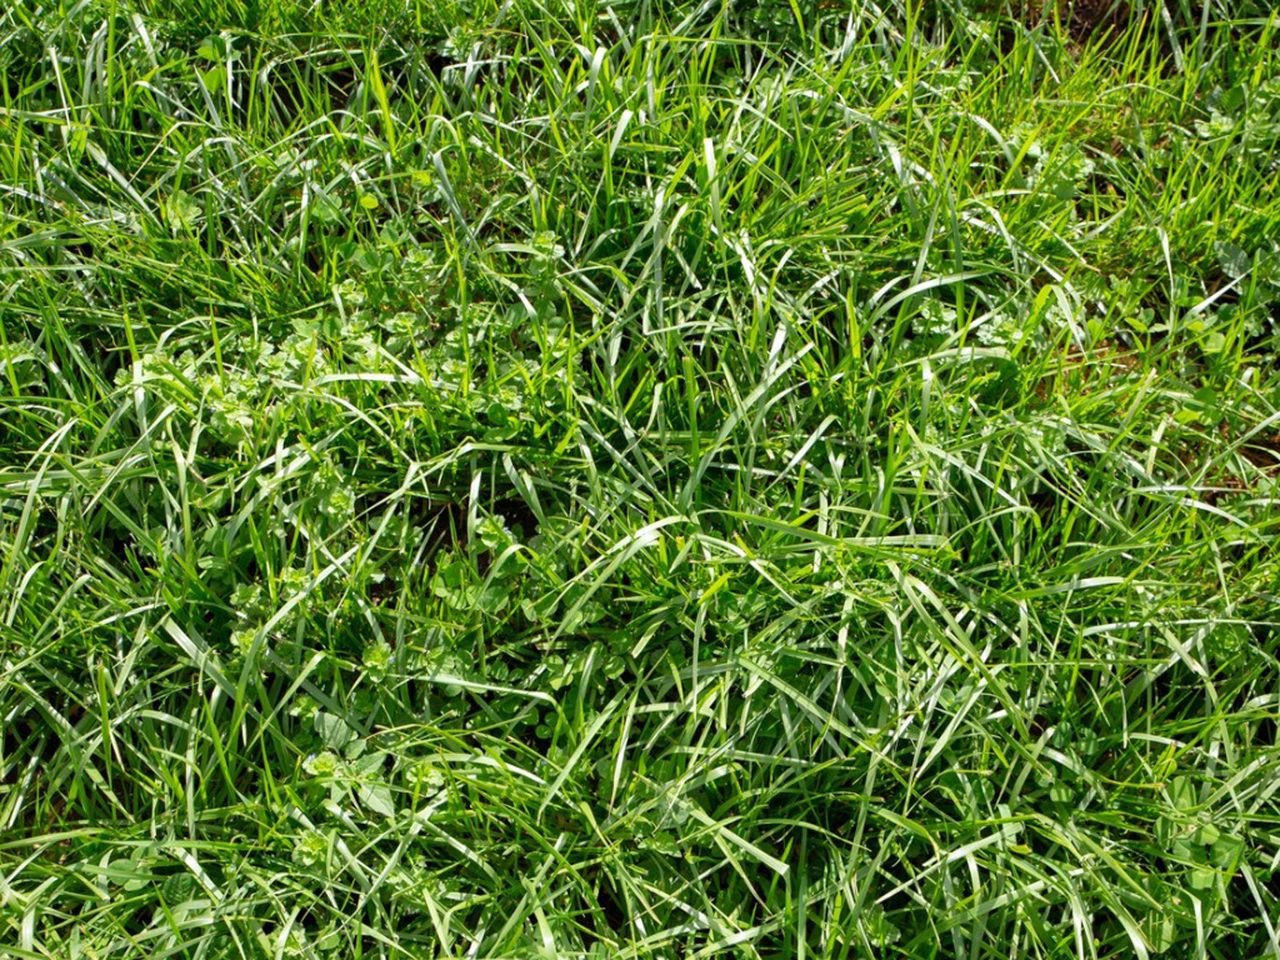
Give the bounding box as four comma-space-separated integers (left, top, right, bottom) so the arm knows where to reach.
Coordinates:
2, 0, 1279, 957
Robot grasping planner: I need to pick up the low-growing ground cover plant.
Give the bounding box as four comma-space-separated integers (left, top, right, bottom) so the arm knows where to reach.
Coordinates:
1, 0, 1278, 957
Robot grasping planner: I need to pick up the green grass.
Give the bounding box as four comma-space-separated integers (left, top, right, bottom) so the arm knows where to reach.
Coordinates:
2, 0, 1279, 956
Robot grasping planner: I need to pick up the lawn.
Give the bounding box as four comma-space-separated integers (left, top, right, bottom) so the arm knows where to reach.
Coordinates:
2, 0, 1279, 956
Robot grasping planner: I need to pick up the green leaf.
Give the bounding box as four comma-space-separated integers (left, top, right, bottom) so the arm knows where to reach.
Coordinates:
1193, 822, 1220, 846
1171, 836, 1201, 864
1200, 331, 1227, 354
164, 189, 202, 234
310, 190, 344, 225
358, 782, 396, 818
1168, 777, 1197, 813
196, 36, 222, 60
199, 66, 226, 96
315, 712, 357, 750
1209, 833, 1244, 871
353, 752, 386, 777
1188, 866, 1215, 891
475, 584, 508, 613
1144, 913, 1178, 954
1215, 241, 1250, 279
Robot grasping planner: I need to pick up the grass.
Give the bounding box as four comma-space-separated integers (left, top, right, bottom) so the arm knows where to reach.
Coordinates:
1, 0, 1279, 956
